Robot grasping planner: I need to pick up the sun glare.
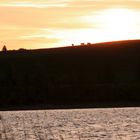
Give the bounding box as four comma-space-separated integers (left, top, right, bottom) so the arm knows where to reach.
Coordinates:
2, 1, 140, 49
101, 9, 138, 33
102, 8, 139, 40
82, 8, 140, 43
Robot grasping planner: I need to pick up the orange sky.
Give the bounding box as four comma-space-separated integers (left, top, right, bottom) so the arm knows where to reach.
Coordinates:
0, 0, 140, 50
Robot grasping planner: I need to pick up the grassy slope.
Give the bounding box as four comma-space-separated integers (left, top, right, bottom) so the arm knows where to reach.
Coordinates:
0, 40, 140, 109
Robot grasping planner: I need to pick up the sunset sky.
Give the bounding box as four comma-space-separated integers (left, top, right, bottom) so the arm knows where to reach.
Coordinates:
0, 0, 140, 50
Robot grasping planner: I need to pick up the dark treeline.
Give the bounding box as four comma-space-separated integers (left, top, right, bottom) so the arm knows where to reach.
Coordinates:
0, 40, 140, 110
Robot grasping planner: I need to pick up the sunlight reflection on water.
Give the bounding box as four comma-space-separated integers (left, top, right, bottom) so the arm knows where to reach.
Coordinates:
0, 107, 140, 139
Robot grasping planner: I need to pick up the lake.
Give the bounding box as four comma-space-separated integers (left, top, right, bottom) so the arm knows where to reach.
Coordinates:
0, 107, 140, 139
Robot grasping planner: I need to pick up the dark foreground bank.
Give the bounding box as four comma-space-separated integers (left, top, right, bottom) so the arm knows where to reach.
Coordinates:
0, 40, 140, 110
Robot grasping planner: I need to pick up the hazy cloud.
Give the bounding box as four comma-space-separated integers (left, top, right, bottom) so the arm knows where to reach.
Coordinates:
0, 0, 140, 49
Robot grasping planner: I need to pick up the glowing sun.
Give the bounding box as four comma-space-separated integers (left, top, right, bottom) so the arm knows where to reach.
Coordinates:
82, 8, 139, 43
97, 8, 139, 40
102, 9, 137, 31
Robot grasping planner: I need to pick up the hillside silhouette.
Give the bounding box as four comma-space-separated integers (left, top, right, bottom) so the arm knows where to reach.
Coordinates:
1, 39, 140, 110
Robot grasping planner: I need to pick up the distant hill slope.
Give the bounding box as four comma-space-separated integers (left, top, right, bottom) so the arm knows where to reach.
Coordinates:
0, 39, 140, 110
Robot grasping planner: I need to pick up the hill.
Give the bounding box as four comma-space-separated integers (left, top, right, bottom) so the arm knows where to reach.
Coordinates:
0, 39, 140, 110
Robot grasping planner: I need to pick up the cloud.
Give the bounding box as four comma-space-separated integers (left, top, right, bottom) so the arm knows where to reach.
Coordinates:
0, 0, 140, 49
0, 0, 71, 8
68, 0, 140, 10
6, 38, 60, 49
0, 6, 93, 29
0, 0, 139, 30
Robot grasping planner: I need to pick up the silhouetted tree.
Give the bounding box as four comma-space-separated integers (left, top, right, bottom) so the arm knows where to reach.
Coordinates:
87, 43, 91, 45
18, 48, 26, 52
2, 45, 7, 52
81, 43, 85, 46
